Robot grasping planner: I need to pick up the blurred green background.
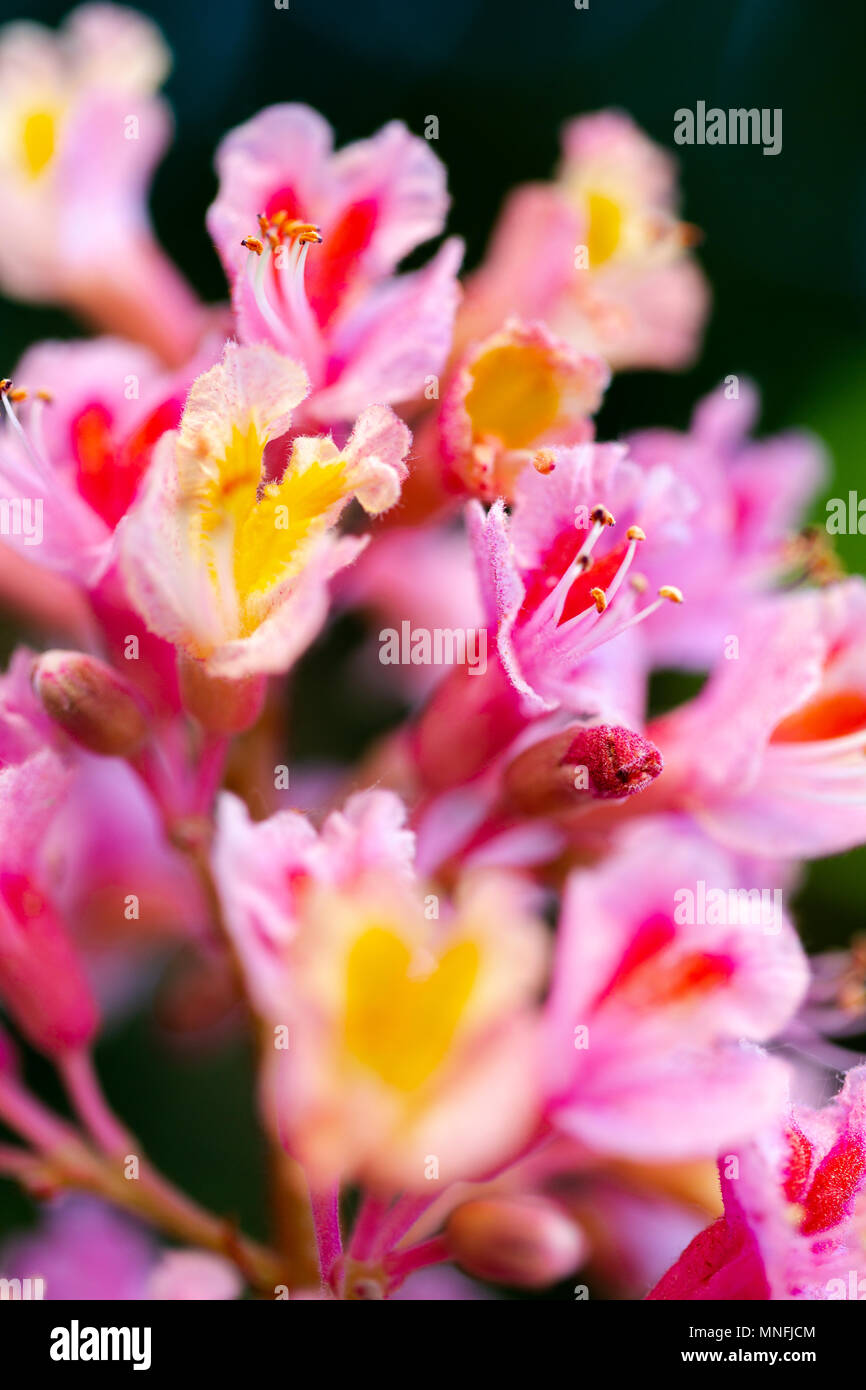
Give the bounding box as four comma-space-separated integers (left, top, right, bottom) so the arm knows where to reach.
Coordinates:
0, 0, 864, 1280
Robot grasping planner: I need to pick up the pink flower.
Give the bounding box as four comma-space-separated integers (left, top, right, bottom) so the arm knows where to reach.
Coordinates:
0, 749, 99, 1055
649, 580, 866, 857
0, 4, 204, 364
460, 110, 709, 371
206, 104, 463, 425
468, 442, 693, 716
626, 379, 826, 667
213, 788, 548, 1191
544, 818, 807, 1160
119, 341, 410, 678
649, 1065, 866, 1300
428, 318, 609, 502
0, 336, 215, 584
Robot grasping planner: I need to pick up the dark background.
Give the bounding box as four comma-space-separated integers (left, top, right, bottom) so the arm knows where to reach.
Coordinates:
0, 0, 864, 1281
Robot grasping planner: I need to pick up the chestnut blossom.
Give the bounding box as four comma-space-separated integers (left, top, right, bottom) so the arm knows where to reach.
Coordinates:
207, 104, 463, 426
119, 340, 411, 678
460, 110, 710, 371
0, 4, 204, 363
649, 1067, 866, 1300
214, 789, 548, 1192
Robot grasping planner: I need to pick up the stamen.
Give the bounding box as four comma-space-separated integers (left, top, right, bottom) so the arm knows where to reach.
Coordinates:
554, 533, 641, 640
246, 242, 294, 350
284, 220, 323, 245
1, 379, 54, 484
243, 217, 325, 380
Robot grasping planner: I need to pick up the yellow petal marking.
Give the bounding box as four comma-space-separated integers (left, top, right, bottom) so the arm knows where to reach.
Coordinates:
344, 926, 480, 1092
20, 108, 57, 179
585, 189, 624, 267
464, 343, 561, 450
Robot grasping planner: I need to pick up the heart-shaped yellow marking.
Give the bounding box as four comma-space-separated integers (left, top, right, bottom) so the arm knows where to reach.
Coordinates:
344, 926, 480, 1091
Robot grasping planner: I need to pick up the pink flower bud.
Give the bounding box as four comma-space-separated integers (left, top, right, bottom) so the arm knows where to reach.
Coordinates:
445, 1196, 586, 1288
505, 722, 663, 813
32, 650, 149, 758
564, 724, 663, 799
0, 872, 99, 1056
177, 656, 266, 735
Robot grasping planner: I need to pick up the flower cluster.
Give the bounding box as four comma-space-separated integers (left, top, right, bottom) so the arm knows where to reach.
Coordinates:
0, 4, 862, 1303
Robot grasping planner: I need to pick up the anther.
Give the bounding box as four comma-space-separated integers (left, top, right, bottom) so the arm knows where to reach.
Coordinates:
658, 585, 684, 603
533, 448, 556, 475
626, 525, 646, 541
285, 221, 323, 245
591, 505, 615, 527
241, 236, 264, 255
590, 587, 607, 613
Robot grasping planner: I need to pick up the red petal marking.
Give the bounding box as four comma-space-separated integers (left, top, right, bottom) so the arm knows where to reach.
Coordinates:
647, 1216, 770, 1301
305, 197, 379, 329
799, 1130, 866, 1235
596, 913, 735, 1009
0, 871, 43, 923
771, 690, 866, 744
783, 1122, 814, 1202
596, 912, 675, 1002
72, 397, 182, 528
72, 402, 115, 515
518, 532, 631, 626
651, 951, 736, 1005
264, 186, 301, 225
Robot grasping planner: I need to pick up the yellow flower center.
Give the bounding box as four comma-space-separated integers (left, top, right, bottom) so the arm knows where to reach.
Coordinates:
585, 189, 623, 267
464, 343, 561, 450
190, 423, 348, 636
20, 108, 57, 179
344, 926, 480, 1091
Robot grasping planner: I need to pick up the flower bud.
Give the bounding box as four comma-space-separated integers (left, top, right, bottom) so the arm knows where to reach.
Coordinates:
445, 1196, 586, 1288
177, 656, 266, 735
32, 650, 149, 758
0, 872, 99, 1056
504, 722, 663, 814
